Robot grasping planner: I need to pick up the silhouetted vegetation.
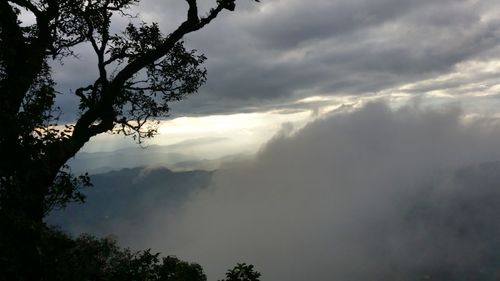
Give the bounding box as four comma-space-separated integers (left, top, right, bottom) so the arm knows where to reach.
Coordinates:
219, 263, 261, 281
41, 226, 207, 281
0, 0, 258, 280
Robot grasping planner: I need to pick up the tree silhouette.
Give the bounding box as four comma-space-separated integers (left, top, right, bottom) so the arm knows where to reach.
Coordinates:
219, 263, 261, 281
0, 0, 258, 280
38, 226, 262, 281
41, 226, 207, 281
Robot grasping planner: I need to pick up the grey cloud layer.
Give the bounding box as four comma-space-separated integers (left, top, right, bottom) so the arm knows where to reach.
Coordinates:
138, 102, 500, 280
52, 0, 500, 117
177, 0, 500, 112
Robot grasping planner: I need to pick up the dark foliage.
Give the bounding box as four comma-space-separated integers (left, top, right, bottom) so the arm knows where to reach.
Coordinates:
219, 263, 261, 281
40, 226, 207, 281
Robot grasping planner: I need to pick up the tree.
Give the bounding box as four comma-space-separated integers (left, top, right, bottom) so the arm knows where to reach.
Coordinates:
40, 226, 262, 281
0, 0, 258, 280
219, 263, 261, 281
41, 226, 207, 281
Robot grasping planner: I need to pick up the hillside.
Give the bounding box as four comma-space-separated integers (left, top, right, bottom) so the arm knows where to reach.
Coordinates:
46, 167, 212, 242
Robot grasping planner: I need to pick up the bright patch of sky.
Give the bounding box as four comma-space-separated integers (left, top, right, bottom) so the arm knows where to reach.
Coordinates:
80, 108, 313, 157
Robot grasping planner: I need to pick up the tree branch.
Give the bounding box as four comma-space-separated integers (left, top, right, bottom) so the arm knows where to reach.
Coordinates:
107, 0, 228, 96
186, 0, 200, 24
72, 0, 231, 138
0, 1, 30, 116
7, 0, 42, 17
65, 0, 254, 183
0, 1, 60, 118
75, 85, 93, 106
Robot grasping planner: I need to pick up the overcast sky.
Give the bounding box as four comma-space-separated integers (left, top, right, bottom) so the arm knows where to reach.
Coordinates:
49, 0, 500, 119
45, 0, 500, 156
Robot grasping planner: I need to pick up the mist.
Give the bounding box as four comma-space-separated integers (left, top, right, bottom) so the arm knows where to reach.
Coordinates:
103, 101, 500, 280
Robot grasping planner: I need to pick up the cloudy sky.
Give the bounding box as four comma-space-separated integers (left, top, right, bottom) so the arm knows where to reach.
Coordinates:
47, 0, 500, 154
56, 0, 500, 112
44, 0, 500, 280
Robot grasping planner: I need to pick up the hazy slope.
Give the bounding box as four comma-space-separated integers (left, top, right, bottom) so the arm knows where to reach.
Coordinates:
46, 167, 212, 247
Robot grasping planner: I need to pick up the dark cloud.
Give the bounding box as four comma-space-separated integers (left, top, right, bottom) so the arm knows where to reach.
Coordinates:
245, 0, 426, 49
51, 0, 500, 116
175, 0, 500, 113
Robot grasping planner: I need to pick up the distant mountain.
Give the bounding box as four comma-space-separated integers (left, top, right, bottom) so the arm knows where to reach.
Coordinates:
68, 144, 249, 174
46, 166, 212, 239
46, 161, 500, 280
68, 147, 192, 174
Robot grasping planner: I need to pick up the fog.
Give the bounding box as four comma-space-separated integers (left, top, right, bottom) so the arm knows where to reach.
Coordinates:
111, 101, 500, 280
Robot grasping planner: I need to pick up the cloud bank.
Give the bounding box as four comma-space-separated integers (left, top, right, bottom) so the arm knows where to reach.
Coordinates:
139, 102, 500, 280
